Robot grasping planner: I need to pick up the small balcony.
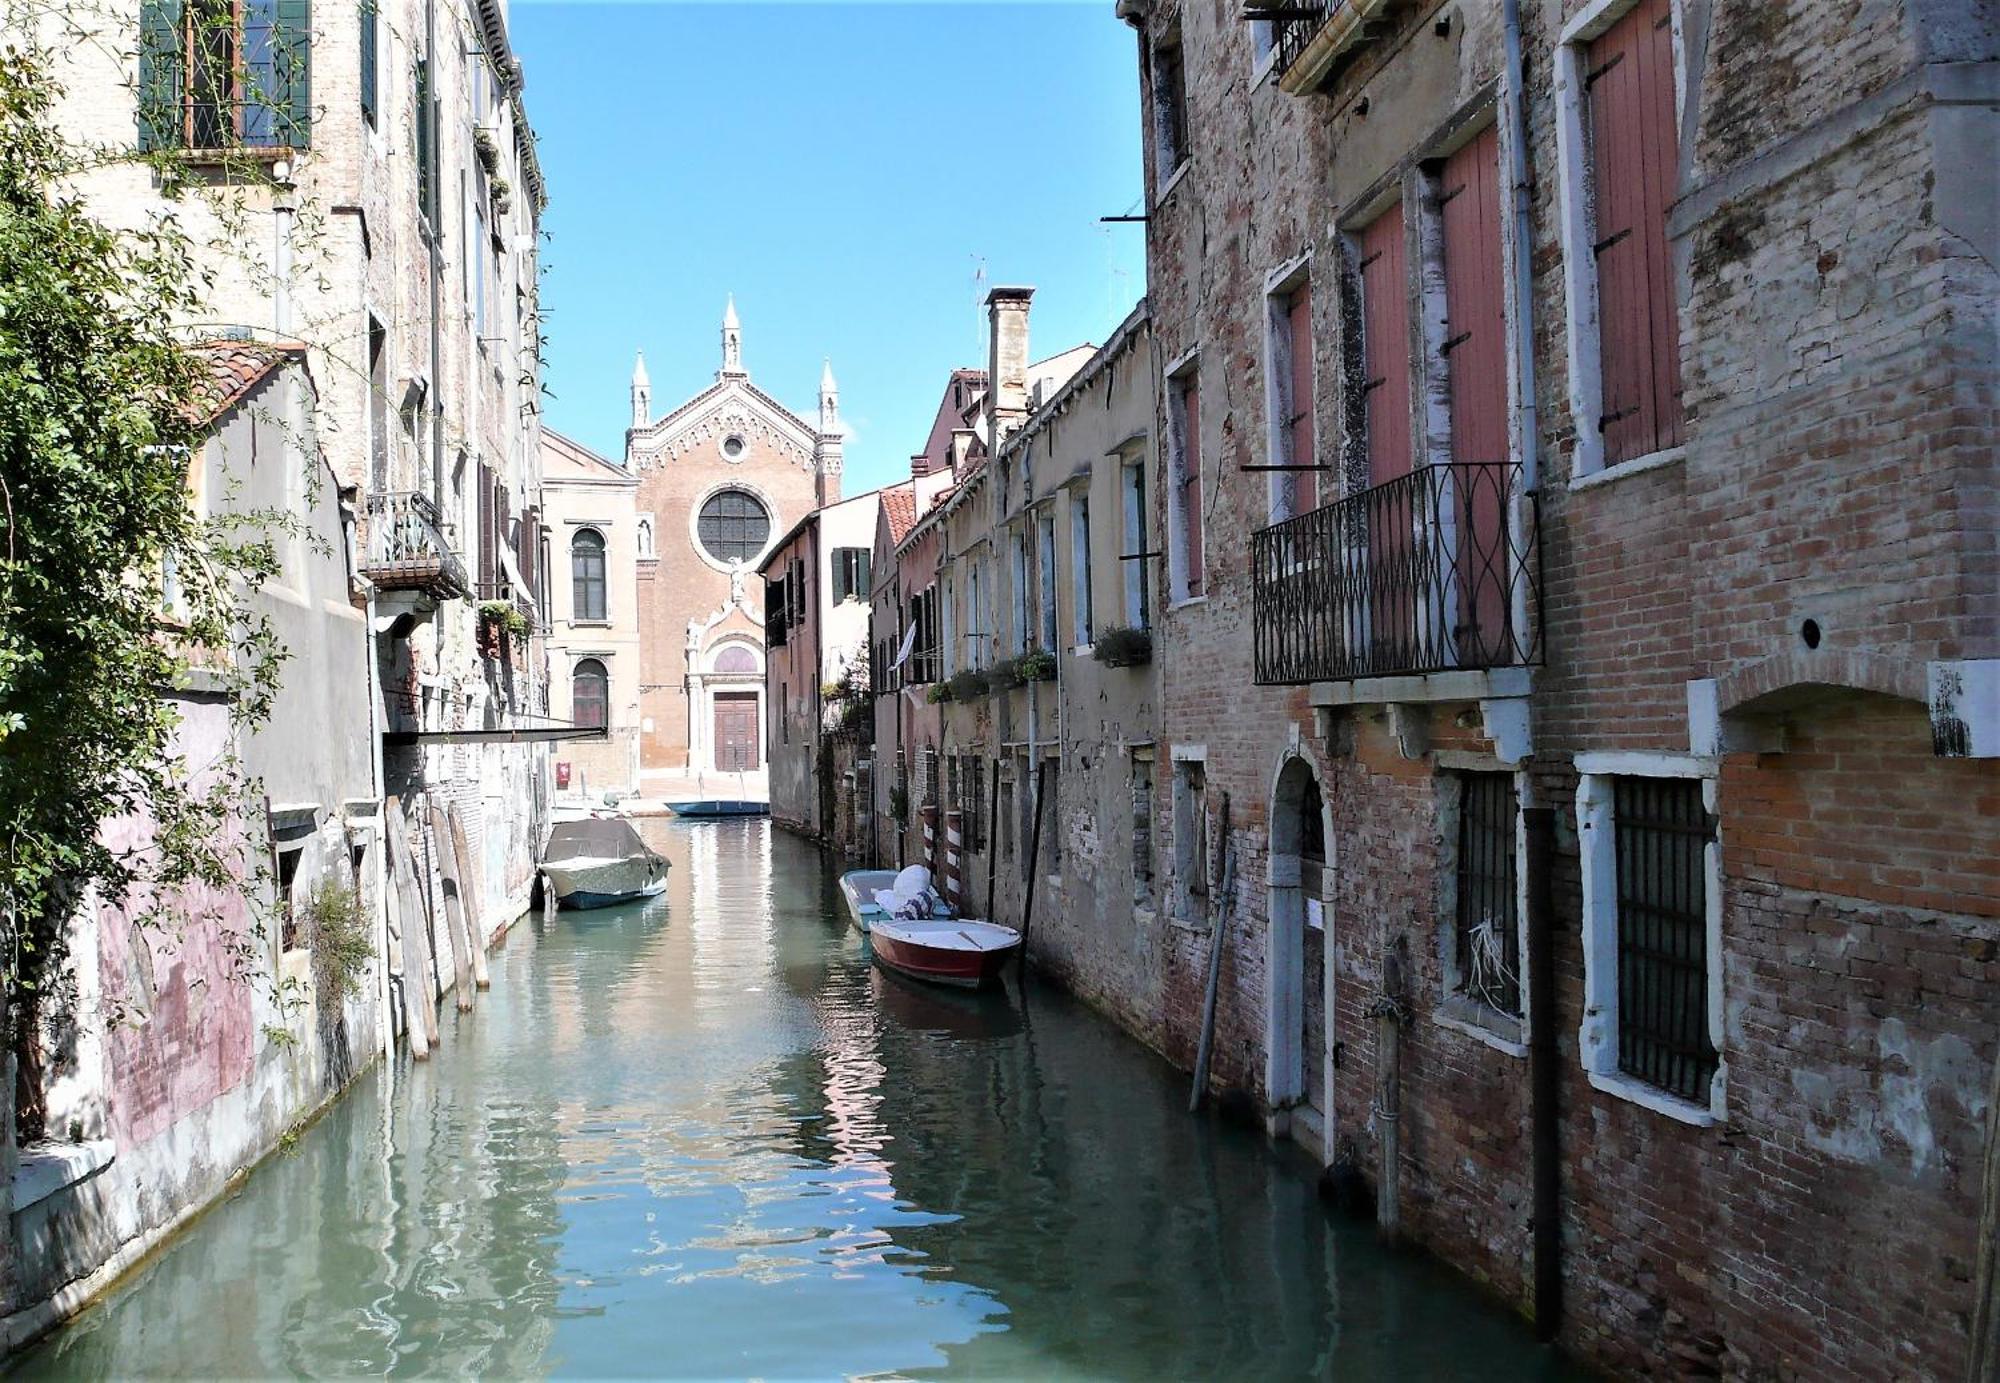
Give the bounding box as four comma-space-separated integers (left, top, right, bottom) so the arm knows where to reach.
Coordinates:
1260, 0, 1392, 95
362, 491, 469, 602
1251, 461, 1540, 687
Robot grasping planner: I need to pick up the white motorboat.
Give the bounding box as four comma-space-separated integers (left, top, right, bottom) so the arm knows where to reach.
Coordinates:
838, 866, 952, 934
541, 818, 669, 910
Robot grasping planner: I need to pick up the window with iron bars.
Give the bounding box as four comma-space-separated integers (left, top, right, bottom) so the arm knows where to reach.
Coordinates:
1453, 772, 1519, 1015
964, 757, 985, 852
1613, 776, 1717, 1103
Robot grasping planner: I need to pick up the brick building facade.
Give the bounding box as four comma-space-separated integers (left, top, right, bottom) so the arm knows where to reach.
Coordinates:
1104, 0, 1999, 1375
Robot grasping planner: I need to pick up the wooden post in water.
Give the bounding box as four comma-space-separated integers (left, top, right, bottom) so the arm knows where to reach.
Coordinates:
385, 797, 439, 1051
382, 824, 428, 1061
447, 804, 492, 985
1189, 793, 1234, 1114
985, 759, 1001, 924
1017, 760, 1051, 972
427, 797, 475, 1011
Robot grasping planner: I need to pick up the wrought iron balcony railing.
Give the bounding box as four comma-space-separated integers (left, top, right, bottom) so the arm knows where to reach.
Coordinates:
1265, 2, 1331, 78
1251, 461, 1540, 685
362, 491, 470, 600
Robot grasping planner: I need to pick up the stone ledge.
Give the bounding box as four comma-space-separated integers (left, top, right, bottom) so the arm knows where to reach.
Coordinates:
12, 1140, 116, 1213
1308, 665, 1532, 708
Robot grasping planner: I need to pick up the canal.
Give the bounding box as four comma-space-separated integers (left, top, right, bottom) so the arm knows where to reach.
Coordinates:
17, 822, 1576, 1378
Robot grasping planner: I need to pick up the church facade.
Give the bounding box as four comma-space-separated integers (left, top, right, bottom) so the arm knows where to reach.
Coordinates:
625, 301, 843, 789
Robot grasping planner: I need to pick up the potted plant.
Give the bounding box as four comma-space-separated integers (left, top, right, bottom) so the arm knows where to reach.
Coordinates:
1093, 625, 1153, 668
490, 176, 512, 216
1017, 648, 1058, 683
986, 656, 1025, 691
925, 683, 952, 704
473, 125, 500, 173
947, 668, 989, 702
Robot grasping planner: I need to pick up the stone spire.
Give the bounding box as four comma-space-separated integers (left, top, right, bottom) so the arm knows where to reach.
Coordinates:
720, 295, 743, 378
630, 350, 651, 430
814, 357, 844, 508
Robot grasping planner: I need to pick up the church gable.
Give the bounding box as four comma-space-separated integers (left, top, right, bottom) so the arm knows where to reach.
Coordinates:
633, 380, 818, 475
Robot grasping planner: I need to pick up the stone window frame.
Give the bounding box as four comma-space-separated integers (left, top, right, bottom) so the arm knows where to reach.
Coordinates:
1148, 12, 1193, 199
1114, 436, 1152, 631
1162, 344, 1206, 608
1432, 751, 1531, 1058
1129, 743, 1157, 906
1170, 743, 1210, 929
1574, 749, 1727, 1127
685, 478, 780, 577
1066, 484, 1094, 651
1261, 249, 1317, 523
1552, 0, 1692, 486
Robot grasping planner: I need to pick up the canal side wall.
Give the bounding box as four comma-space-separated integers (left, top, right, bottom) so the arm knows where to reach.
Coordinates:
1120, 0, 2000, 1377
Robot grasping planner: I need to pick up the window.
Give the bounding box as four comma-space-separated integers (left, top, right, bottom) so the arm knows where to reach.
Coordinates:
1267, 274, 1317, 517
1121, 457, 1149, 629
765, 575, 789, 646
359, 0, 376, 126
1168, 367, 1204, 600
1439, 125, 1508, 465
1011, 531, 1031, 653
966, 559, 986, 668
1611, 777, 1715, 1101
367, 316, 388, 492
276, 843, 303, 951
1357, 203, 1413, 485
1044, 760, 1062, 870
832, 547, 872, 603
1000, 769, 1016, 860
1036, 511, 1058, 651
1131, 749, 1155, 897
1151, 24, 1190, 184
572, 658, 608, 729
415, 56, 438, 224
1576, 758, 1722, 1122
1559, 0, 1685, 473
570, 528, 606, 622
714, 645, 757, 674
138, 0, 311, 152
1173, 757, 1209, 922
697, 489, 771, 564
1069, 495, 1093, 646
1452, 772, 1520, 1015
923, 747, 940, 814
965, 757, 986, 852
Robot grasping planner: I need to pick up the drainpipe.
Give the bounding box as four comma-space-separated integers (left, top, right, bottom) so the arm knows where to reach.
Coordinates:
272, 167, 295, 337
1373, 936, 1410, 1242
1500, 0, 1539, 492
425, 0, 445, 510
1525, 804, 1561, 1340
363, 580, 397, 1070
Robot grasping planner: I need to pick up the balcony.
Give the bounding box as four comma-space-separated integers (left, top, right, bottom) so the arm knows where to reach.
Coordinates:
362, 491, 469, 602
1251, 461, 1540, 687
1260, 0, 1392, 95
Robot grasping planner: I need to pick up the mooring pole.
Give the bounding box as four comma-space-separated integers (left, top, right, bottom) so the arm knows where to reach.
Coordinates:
985, 758, 1002, 924
1189, 793, 1233, 1113
1018, 760, 1051, 973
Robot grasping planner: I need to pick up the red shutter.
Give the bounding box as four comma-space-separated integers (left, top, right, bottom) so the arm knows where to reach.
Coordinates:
1442, 124, 1508, 467
1589, 0, 1684, 464
1359, 205, 1412, 486
1179, 377, 1204, 597
476, 462, 496, 591
1286, 284, 1316, 507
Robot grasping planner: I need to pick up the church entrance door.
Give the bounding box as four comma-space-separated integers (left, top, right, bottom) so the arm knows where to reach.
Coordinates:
714, 693, 760, 772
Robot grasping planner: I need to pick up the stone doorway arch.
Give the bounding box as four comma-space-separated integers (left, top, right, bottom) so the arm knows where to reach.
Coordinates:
1268, 750, 1333, 1161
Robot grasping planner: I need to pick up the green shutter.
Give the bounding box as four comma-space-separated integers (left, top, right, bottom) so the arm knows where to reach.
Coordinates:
358, 0, 376, 126
137, 0, 183, 151
275, 0, 310, 148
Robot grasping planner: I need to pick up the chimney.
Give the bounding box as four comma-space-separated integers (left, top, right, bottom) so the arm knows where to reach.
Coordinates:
985, 286, 1035, 454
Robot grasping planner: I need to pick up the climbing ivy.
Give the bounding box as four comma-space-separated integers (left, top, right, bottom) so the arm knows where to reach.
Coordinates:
0, 37, 290, 1131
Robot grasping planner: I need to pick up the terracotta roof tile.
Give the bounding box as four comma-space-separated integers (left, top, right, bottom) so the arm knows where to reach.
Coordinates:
185, 339, 307, 426
881, 481, 918, 542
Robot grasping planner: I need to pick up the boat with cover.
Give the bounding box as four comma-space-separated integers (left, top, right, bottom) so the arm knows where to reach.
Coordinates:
837, 866, 953, 934
540, 817, 669, 909
667, 800, 769, 818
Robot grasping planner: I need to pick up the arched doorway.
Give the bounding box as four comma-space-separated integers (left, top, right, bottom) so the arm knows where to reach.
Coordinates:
1268, 752, 1331, 1159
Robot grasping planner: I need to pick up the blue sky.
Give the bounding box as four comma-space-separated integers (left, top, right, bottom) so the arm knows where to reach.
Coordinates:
517, 2, 1148, 497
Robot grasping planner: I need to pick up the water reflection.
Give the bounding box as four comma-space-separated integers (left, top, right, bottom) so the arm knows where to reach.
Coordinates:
17, 822, 1575, 1380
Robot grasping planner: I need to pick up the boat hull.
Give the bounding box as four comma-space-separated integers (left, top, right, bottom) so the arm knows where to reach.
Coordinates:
667, 800, 769, 818
868, 920, 1019, 990
543, 855, 668, 910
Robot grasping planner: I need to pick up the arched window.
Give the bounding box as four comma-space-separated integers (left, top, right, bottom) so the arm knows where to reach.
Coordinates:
696, 489, 771, 565
571, 528, 606, 621
713, 644, 757, 674
572, 658, 608, 729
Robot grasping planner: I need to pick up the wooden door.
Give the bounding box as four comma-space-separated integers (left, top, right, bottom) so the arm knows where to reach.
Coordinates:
714, 693, 759, 772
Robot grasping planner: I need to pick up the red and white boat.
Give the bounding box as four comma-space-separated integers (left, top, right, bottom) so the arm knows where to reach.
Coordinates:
867, 916, 1020, 990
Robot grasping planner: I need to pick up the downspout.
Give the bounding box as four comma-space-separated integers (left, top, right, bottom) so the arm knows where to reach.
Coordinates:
363, 582, 396, 1068
273, 174, 295, 337
425, 0, 445, 511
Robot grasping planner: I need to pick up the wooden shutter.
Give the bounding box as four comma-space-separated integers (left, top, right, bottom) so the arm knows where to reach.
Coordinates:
1441, 125, 1508, 466
1179, 376, 1204, 597
137, 0, 183, 150
274, 0, 310, 149
1286, 284, 1316, 506
1359, 204, 1412, 486
476, 462, 496, 590
1588, 0, 1684, 464
359, 0, 376, 126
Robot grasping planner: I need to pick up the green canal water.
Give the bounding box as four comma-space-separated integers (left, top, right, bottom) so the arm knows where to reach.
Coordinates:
16, 821, 1578, 1379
